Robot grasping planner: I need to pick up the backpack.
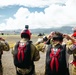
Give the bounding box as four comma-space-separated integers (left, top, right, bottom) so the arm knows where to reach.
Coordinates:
46, 44, 67, 75
13, 41, 32, 69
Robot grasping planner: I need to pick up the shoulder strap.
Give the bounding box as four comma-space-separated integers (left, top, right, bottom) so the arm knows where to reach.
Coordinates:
15, 41, 20, 47
26, 40, 32, 45
46, 44, 52, 57
62, 44, 66, 49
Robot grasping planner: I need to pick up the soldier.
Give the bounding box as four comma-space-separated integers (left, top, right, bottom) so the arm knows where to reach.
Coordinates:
12, 25, 40, 75
67, 32, 76, 75
0, 37, 10, 75
45, 31, 76, 75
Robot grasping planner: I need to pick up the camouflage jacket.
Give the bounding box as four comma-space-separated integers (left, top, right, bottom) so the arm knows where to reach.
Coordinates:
66, 40, 76, 61
0, 41, 10, 55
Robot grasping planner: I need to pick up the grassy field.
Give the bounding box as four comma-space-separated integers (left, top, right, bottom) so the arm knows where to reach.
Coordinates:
0, 35, 73, 75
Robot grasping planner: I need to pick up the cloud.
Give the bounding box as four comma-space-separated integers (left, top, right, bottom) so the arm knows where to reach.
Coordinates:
0, 0, 76, 30
0, 23, 6, 30
0, 15, 4, 17
0, 0, 66, 7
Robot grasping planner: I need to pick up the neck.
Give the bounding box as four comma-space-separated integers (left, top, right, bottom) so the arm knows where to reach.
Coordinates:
21, 38, 29, 41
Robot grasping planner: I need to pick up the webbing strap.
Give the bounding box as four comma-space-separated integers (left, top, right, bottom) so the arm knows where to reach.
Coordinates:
50, 48, 60, 72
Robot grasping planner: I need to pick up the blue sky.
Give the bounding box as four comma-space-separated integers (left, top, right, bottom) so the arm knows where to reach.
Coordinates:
0, 5, 45, 23
0, 0, 76, 30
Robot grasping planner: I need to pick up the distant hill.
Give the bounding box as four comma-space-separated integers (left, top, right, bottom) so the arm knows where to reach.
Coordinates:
0, 26, 73, 35
31, 26, 73, 34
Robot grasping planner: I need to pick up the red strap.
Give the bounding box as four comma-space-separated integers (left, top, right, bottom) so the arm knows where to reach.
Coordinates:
21, 49, 24, 61
17, 43, 26, 62
17, 48, 21, 61
55, 57, 59, 72
50, 48, 60, 72
50, 56, 54, 71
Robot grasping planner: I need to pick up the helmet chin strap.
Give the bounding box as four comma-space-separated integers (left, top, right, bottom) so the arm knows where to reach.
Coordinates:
52, 41, 63, 47
53, 42, 59, 47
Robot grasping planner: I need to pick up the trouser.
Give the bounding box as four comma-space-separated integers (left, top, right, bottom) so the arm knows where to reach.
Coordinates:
72, 64, 76, 75
45, 68, 70, 75
16, 65, 35, 75
0, 60, 3, 75
16, 69, 35, 75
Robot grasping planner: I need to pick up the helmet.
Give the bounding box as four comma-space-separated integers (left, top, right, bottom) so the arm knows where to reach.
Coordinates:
21, 29, 31, 39
72, 27, 76, 32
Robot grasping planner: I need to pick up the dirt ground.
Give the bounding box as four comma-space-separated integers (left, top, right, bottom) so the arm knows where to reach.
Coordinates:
1, 35, 73, 75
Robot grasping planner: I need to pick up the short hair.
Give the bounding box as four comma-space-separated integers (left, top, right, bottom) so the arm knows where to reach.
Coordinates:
52, 32, 63, 42
21, 33, 30, 39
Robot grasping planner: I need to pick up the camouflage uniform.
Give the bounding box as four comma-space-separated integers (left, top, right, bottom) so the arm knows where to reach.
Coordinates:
35, 37, 49, 52
0, 40, 10, 75
66, 31, 76, 75
12, 26, 40, 75
12, 40, 40, 75
0, 55, 3, 75
67, 41, 76, 75
35, 42, 46, 52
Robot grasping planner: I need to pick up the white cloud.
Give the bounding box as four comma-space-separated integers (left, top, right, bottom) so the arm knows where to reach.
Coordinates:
0, 0, 66, 7
0, 23, 6, 30
0, 0, 76, 30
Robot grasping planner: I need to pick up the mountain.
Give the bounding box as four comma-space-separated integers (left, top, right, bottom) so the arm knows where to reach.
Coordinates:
30, 26, 73, 34
0, 26, 73, 35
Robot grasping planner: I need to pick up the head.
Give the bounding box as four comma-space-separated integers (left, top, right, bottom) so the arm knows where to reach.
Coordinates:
20, 29, 31, 40
72, 27, 76, 33
52, 32, 63, 44
72, 32, 76, 39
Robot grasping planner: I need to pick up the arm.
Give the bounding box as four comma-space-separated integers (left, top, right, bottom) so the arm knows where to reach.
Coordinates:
67, 44, 76, 54
31, 44, 40, 61
35, 38, 43, 45
63, 34, 76, 44
0, 37, 5, 41
0, 40, 10, 51
63, 34, 76, 54
45, 31, 55, 45
35, 43, 46, 52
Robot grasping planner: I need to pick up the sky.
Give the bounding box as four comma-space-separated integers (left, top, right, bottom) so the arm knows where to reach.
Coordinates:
0, 0, 76, 30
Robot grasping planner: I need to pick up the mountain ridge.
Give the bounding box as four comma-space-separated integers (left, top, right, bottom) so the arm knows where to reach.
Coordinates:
0, 26, 74, 35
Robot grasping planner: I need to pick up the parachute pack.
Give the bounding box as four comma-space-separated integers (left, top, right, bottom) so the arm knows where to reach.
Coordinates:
13, 41, 32, 69
46, 44, 67, 74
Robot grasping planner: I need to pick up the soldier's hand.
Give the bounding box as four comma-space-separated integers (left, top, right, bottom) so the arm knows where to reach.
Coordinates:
0, 37, 5, 41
